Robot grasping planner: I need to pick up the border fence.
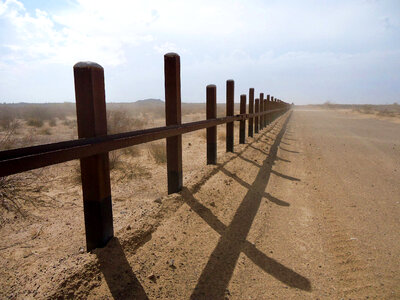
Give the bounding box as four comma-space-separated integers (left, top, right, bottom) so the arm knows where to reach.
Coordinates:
0, 53, 291, 251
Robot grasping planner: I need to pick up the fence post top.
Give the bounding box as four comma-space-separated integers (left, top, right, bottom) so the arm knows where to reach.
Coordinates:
73, 61, 103, 70
164, 52, 180, 58
207, 84, 216, 88
227, 79, 234, 83
249, 87, 254, 91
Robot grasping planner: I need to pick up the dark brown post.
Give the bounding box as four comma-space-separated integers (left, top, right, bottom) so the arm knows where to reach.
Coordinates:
164, 53, 182, 194
255, 98, 259, 133
239, 94, 246, 144
271, 96, 274, 121
206, 85, 217, 164
226, 80, 234, 152
248, 88, 254, 137
259, 93, 264, 130
266, 94, 270, 126
74, 62, 113, 252
263, 99, 267, 128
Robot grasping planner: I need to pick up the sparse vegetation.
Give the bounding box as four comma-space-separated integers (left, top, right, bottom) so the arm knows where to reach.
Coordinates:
148, 142, 167, 164
27, 118, 44, 127
122, 146, 141, 157
49, 119, 57, 127
40, 128, 52, 135
107, 110, 148, 134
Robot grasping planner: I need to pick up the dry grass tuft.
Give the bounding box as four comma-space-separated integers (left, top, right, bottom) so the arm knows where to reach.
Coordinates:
122, 146, 141, 157
40, 128, 52, 135
107, 110, 148, 134
148, 142, 167, 164
109, 150, 124, 171
48, 119, 57, 127
27, 119, 44, 127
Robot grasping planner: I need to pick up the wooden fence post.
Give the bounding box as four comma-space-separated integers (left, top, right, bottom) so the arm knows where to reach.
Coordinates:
206, 85, 217, 164
73, 62, 113, 252
248, 88, 254, 137
255, 98, 259, 133
259, 93, 264, 130
263, 98, 267, 128
164, 53, 182, 194
239, 94, 246, 144
271, 96, 275, 121
226, 80, 234, 152
266, 94, 270, 126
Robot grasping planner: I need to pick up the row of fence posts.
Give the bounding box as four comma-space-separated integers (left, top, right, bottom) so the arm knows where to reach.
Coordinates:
73, 53, 289, 251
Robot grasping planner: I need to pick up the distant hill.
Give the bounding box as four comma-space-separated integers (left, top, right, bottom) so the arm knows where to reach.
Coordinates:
134, 98, 164, 105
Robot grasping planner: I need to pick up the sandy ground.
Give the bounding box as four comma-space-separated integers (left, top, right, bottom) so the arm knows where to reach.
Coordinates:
1, 108, 400, 299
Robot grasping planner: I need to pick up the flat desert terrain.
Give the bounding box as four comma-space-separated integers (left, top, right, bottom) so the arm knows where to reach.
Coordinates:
0, 104, 399, 299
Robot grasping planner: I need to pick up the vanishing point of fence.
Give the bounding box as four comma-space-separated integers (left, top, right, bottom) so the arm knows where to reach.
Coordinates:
0, 53, 291, 251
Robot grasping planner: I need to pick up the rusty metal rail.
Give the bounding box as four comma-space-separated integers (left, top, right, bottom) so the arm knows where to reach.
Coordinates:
0, 52, 291, 251
0, 109, 284, 177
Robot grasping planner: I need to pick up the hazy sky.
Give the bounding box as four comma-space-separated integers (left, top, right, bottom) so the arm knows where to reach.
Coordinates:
0, 0, 399, 104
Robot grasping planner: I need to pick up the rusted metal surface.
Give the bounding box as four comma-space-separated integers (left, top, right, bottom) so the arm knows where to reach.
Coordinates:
255, 98, 259, 133
266, 95, 270, 126
206, 85, 217, 165
73, 61, 113, 252
259, 93, 264, 129
248, 88, 254, 137
164, 53, 183, 194
263, 99, 267, 128
239, 94, 246, 144
226, 80, 234, 152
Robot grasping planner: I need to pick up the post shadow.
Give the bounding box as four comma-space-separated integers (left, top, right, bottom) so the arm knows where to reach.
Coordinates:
189, 116, 282, 195
279, 147, 300, 154
271, 170, 301, 182
186, 112, 311, 299
95, 238, 149, 300
276, 156, 291, 163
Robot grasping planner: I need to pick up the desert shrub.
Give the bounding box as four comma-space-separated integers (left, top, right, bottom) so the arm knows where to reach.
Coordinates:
0, 120, 19, 150
358, 105, 374, 114
109, 150, 124, 170
27, 118, 44, 127
107, 110, 148, 134
40, 128, 52, 135
148, 143, 166, 164
62, 118, 76, 128
122, 146, 141, 157
49, 119, 57, 127
377, 109, 396, 117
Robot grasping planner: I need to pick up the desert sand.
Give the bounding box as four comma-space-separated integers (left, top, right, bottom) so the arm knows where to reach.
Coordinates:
1, 106, 399, 299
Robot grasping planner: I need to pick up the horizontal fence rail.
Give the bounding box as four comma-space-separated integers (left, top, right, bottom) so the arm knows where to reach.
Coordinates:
0, 109, 285, 177
0, 52, 291, 251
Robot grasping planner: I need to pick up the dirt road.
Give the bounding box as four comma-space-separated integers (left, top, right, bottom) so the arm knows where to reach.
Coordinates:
48, 108, 400, 299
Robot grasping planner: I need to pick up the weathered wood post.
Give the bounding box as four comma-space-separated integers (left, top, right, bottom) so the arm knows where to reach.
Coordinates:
164, 53, 182, 194
206, 85, 217, 165
263, 98, 267, 128
239, 94, 246, 144
226, 80, 234, 152
259, 93, 264, 130
74, 62, 113, 252
266, 94, 270, 126
248, 88, 254, 137
255, 98, 259, 133
271, 96, 275, 121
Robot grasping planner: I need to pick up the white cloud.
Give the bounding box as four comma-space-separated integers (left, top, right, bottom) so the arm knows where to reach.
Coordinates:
0, 0, 399, 103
